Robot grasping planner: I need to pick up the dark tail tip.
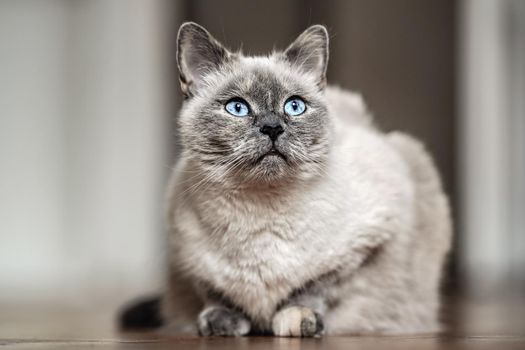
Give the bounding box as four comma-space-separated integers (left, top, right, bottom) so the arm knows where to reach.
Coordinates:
118, 295, 164, 331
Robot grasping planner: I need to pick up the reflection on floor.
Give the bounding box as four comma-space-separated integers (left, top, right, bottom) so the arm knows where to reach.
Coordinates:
1, 295, 524, 349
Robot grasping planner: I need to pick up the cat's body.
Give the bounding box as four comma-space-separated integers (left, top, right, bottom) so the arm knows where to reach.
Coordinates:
121, 23, 451, 337
162, 86, 451, 335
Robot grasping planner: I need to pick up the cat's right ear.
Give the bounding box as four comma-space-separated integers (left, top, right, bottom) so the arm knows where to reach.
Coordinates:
284, 25, 329, 88
177, 22, 232, 98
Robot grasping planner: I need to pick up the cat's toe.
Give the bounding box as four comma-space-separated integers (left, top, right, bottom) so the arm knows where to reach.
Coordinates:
197, 306, 251, 337
272, 306, 324, 337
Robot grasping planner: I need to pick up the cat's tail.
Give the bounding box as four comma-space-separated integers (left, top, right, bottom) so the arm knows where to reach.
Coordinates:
118, 295, 165, 330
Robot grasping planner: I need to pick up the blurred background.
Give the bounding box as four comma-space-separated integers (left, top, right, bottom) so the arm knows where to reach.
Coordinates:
0, 0, 524, 336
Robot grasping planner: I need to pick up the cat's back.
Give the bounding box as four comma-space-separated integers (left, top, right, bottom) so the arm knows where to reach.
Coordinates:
325, 86, 373, 129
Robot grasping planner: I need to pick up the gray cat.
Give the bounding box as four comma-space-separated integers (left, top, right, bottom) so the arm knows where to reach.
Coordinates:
120, 22, 452, 337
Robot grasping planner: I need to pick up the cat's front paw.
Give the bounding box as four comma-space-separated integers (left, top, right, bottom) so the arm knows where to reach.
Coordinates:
272, 306, 324, 337
197, 306, 251, 337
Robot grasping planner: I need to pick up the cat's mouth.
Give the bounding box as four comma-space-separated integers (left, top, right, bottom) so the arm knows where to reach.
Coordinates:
255, 146, 287, 164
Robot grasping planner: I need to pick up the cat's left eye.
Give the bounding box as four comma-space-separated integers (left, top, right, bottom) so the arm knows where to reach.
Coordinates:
284, 97, 306, 116
225, 99, 250, 117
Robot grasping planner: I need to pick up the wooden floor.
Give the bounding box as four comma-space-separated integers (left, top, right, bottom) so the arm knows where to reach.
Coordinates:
3, 335, 525, 350
1, 296, 524, 349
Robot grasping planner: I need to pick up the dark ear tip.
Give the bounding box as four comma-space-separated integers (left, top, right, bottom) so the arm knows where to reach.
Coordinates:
178, 22, 209, 40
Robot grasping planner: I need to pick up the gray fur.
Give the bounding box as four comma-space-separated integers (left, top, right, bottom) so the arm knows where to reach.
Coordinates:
301, 311, 324, 337
161, 23, 452, 337
197, 306, 251, 336
175, 22, 330, 186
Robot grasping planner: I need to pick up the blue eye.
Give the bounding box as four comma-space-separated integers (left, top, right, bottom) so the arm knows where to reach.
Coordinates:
225, 99, 250, 117
284, 97, 306, 116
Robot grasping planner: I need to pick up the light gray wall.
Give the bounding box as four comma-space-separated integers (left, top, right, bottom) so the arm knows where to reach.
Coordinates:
0, 0, 174, 302
459, 0, 525, 296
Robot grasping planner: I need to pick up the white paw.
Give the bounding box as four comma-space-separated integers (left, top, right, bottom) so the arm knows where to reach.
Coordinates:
272, 306, 324, 337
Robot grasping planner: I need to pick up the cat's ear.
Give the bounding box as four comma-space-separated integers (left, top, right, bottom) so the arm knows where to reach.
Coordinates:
284, 25, 329, 88
177, 22, 232, 98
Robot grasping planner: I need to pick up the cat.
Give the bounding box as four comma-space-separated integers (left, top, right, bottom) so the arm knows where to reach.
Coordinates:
119, 22, 452, 337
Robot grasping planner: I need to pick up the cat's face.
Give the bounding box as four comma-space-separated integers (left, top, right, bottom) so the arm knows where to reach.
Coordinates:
177, 23, 331, 186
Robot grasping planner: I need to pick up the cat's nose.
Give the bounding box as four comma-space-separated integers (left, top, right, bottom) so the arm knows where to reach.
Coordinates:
259, 123, 284, 142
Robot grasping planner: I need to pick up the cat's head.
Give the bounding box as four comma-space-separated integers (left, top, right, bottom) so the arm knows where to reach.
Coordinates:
177, 22, 331, 187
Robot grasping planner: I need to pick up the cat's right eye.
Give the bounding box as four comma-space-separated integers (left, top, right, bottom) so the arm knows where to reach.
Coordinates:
225, 99, 250, 117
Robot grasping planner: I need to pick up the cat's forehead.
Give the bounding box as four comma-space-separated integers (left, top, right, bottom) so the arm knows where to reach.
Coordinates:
214, 56, 316, 101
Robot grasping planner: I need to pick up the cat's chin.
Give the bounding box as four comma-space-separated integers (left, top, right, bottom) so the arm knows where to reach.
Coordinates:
253, 155, 289, 177
257, 152, 287, 166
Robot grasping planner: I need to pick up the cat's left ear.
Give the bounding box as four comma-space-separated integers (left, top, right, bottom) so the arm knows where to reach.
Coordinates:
284, 25, 329, 88
177, 22, 232, 98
